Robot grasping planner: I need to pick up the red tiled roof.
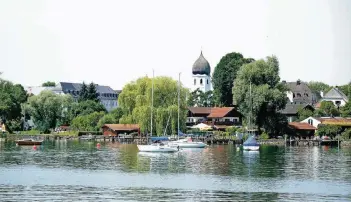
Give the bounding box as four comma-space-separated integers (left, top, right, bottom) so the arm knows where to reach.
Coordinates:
102, 124, 140, 131
207, 107, 234, 118
188, 107, 212, 114
289, 122, 316, 130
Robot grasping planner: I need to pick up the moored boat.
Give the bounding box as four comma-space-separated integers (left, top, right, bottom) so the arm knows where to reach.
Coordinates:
137, 143, 178, 152
243, 136, 260, 151
15, 139, 43, 146
169, 137, 207, 148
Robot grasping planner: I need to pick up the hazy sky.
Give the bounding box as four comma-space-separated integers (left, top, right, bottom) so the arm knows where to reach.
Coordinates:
0, 0, 350, 90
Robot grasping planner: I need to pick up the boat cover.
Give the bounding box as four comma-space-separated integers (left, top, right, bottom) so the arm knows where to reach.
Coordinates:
243, 135, 259, 146
150, 137, 169, 142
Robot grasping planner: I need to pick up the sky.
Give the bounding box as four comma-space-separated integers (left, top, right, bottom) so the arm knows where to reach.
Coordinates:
0, 0, 350, 90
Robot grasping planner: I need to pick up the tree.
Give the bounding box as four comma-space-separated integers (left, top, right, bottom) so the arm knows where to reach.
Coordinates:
28, 91, 74, 133
78, 82, 88, 102
340, 101, 351, 117
187, 89, 214, 107
212, 52, 255, 106
87, 82, 99, 102
317, 101, 340, 117
338, 83, 351, 98
232, 56, 287, 136
97, 108, 124, 128
0, 78, 28, 132
297, 107, 314, 121
71, 111, 105, 131
42, 81, 56, 87
118, 76, 188, 135
317, 124, 342, 138
68, 100, 106, 119
308, 81, 331, 99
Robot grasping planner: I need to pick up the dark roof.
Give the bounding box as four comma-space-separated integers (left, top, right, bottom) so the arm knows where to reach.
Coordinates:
288, 122, 316, 130
281, 103, 313, 115
59, 82, 116, 94
323, 87, 349, 101
207, 107, 234, 118
285, 80, 314, 104
192, 51, 211, 76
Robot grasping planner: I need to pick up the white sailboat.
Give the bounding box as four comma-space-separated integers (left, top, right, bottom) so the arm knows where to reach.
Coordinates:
137, 70, 178, 153
168, 73, 208, 149
243, 81, 260, 151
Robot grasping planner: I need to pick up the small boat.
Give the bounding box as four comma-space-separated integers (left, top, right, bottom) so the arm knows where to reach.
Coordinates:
137, 142, 178, 152
169, 137, 207, 148
15, 139, 43, 146
243, 136, 260, 151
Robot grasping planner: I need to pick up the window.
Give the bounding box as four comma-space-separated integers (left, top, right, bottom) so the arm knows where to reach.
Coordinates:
207, 79, 209, 84
200, 79, 203, 85
225, 119, 230, 122
308, 119, 313, 125
297, 93, 301, 97
194, 79, 196, 85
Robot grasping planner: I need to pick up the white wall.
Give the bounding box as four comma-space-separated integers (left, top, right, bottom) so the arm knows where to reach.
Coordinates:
191, 74, 212, 92
286, 91, 293, 103
300, 117, 321, 128
321, 98, 347, 107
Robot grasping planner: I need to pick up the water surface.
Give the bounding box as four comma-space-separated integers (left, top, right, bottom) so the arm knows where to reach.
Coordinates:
0, 140, 350, 201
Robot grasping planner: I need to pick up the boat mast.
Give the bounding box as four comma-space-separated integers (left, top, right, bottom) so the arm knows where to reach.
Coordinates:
178, 72, 181, 140
249, 81, 252, 136
151, 69, 154, 137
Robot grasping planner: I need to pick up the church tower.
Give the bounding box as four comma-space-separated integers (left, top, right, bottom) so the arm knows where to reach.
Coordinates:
191, 51, 212, 92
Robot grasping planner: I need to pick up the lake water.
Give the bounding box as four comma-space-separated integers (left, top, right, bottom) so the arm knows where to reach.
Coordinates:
0, 140, 351, 201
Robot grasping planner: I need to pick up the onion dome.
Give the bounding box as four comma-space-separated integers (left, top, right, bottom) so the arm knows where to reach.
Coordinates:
192, 51, 211, 76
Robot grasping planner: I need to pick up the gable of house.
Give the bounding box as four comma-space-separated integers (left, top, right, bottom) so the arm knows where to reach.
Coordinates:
323, 88, 349, 101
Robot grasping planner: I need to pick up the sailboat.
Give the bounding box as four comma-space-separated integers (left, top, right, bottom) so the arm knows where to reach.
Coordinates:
137, 70, 178, 153
168, 73, 207, 149
243, 81, 260, 151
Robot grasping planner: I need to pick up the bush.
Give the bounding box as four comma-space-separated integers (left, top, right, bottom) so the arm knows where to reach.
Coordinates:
341, 129, 351, 140
225, 126, 237, 135
259, 132, 270, 140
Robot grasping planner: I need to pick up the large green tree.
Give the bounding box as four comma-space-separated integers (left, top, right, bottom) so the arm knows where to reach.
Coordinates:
212, 52, 255, 106
232, 56, 288, 136
0, 78, 28, 131
187, 89, 214, 107
42, 81, 56, 87
78, 82, 88, 102
308, 81, 331, 96
118, 76, 188, 136
28, 91, 74, 133
71, 111, 105, 131
87, 82, 99, 102
314, 101, 339, 117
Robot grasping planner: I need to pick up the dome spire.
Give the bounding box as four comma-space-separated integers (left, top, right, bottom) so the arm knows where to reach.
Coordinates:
192, 50, 211, 76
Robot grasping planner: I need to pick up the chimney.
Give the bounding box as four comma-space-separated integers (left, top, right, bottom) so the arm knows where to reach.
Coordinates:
282, 80, 286, 84
320, 91, 324, 98
296, 79, 301, 85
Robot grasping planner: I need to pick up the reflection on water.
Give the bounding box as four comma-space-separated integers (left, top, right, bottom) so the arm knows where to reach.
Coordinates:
0, 140, 351, 201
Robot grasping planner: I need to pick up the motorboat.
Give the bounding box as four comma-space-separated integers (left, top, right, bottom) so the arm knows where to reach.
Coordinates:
15, 139, 43, 146
169, 137, 207, 148
137, 143, 178, 152
243, 135, 260, 151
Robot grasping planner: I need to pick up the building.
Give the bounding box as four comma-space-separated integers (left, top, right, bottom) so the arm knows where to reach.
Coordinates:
102, 124, 140, 136
187, 107, 242, 129
52, 82, 119, 111
283, 80, 316, 104
320, 87, 349, 107
25, 86, 55, 96
191, 51, 212, 92
287, 122, 316, 139
280, 103, 314, 122
301, 116, 351, 129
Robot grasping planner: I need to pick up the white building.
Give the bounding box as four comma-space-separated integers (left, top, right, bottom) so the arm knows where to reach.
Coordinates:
51, 82, 120, 112
191, 51, 212, 93
320, 87, 349, 107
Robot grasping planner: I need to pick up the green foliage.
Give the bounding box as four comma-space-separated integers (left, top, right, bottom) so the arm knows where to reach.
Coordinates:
87, 82, 99, 102
340, 101, 351, 117
42, 81, 56, 87
212, 52, 255, 106
78, 82, 88, 102
28, 91, 74, 133
69, 100, 106, 118
187, 89, 214, 107
338, 84, 351, 99
317, 101, 340, 117
232, 56, 288, 136
0, 79, 27, 125
341, 129, 351, 140
97, 113, 117, 129
71, 111, 105, 131
118, 76, 188, 135
317, 124, 342, 138
225, 126, 237, 135
308, 81, 331, 99
297, 107, 314, 121
259, 132, 269, 140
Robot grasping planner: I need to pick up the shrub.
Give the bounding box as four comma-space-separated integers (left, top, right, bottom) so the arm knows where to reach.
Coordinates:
259, 132, 270, 140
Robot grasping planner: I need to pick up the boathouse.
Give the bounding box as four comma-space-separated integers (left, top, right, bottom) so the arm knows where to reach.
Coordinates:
288, 122, 316, 139
102, 124, 140, 136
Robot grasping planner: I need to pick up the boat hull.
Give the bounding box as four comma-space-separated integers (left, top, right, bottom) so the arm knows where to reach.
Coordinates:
169, 142, 207, 148
137, 145, 178, 152
15, 140, 43, 146
243, 145, 260, 151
